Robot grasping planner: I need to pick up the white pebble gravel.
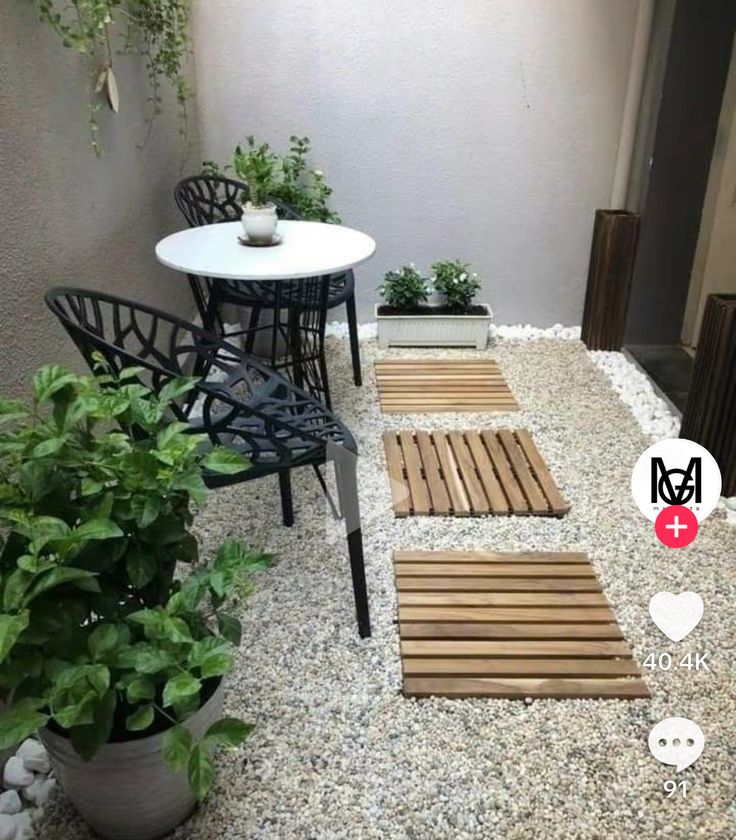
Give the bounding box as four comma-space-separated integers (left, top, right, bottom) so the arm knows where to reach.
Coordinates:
36, 333, 736, 840
0, 814, 16, 840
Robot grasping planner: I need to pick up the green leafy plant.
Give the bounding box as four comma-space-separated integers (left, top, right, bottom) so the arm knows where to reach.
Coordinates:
431, 260, 482, 312
378, 264, 430, 309
232, 137, 280, 208
32, 0, 191, 156
0, 362, 269, 798
203, 134, 341, 223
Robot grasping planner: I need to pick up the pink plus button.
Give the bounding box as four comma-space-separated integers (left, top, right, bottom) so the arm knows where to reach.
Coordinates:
655, 505, 698, 548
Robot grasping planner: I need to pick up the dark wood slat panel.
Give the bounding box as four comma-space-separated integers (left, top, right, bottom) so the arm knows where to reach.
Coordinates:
403, 658, 641, 676
398, 431, 431, 515
404, 677, 650, 699
395, 551, 589, 564
401, 640, 632, 658
395, 577, 602, 591
393, 550, 647, 700
384, 432, 568, 517
399, 606, 617, 623
398, 592, 609, 607
394, 563, 595, 577
399, 622, 624, 640
414, 432, 451, 515
374, 359, 518, 413
382, 432, 411, 516
514, 430, 569, 515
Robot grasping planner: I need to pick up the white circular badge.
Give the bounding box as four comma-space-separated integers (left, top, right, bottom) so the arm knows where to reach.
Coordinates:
631, 438, 721, 523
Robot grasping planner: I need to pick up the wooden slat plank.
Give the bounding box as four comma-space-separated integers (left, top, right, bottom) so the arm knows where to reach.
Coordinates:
382, 432, 411, 516
394, 550, 590, 564
399, 606, 617, 623
403, 677, 650, 699
398, 592, 610, 607
393, 563, 595, 577
401, 640, 632, 657
480, 431, 529, 513
395, 576, 602, 591
464, 430, 509, 513
497, 429, 548, 512
431, 432, 470, 515
403, 658, 641, 676
514, 430, 569, 515
415, 432, 451, 514
398, 431, 431, 515
399, 622, 624, 640
447, 431, 489, 513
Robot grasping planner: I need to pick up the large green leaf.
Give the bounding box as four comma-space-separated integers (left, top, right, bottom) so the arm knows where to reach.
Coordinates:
22, 567, 100, 605
126, 676, 155, 703
0, 612, 30, 665
159, 378, 197, 406
31, 437, 67, 458
202, 448, 250, 475
172, 472, 207, 505
126, 549, 157, 588
32, 366, 77, 405
134, 646, 175, 675
126, 705, 154, 732
200, 652, 233, 680
0, 399, 27, 423
3, 570, 34, 611
188, 744, 215, 800
70, 518, 124, 543
88, 624, 118, 660
162, 671, 200, 708
0, 698, 49, 750
69, 689, 116, 761
217, 613, 242, 646
163, 725, 192, 772
203, 717, 254, 751
130, 496, 161, 529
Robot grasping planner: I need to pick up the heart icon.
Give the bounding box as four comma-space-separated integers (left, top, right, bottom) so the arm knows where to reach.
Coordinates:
649, 592, 704, 642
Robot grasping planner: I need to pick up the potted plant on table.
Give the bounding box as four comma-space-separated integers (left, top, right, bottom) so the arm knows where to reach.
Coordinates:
233, 136, 281, 245
376, 259, 493, 349
0, 363, 270, 840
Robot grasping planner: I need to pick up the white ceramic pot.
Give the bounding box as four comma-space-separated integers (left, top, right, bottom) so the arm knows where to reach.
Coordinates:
40, 681, 224, 840
241, 202, 278, 244
376, 303, 494, 349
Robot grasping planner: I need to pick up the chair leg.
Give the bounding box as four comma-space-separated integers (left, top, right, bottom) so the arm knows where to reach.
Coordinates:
319, 354, 332, 411
334, 448, 371, 638
244, 306, 262, 354
345, 292, 362, 386
279, 471, 294, 527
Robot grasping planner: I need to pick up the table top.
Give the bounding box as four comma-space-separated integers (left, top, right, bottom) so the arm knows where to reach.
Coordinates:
155, 220, 376, 281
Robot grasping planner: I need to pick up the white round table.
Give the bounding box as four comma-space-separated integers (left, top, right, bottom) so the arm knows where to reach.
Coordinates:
156, 220, 376, 281
155, 220, 376, 405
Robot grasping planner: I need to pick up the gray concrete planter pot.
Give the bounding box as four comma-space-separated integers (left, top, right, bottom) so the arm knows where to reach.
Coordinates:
40, 681, 225, 840
376, 304, 493, 349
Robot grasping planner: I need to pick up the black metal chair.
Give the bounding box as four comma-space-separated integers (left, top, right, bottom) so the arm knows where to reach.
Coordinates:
173, 175, 362, 396
45, 287, 371, 638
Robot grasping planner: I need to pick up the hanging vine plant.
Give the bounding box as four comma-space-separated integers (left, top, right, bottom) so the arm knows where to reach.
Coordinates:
32, 0, 191, 156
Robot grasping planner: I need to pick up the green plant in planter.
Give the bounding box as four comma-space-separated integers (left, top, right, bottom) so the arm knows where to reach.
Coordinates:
0, 363, 269, 797
378, 264, 430, 309
232, 137, 280, 208
203, 134, 341, 223
431, 260, 482, 312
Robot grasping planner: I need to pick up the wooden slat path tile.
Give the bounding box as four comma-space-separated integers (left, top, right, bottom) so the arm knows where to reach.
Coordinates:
383, 430, 569, 517
375, 359, 519, 413
394, 550, 648, 700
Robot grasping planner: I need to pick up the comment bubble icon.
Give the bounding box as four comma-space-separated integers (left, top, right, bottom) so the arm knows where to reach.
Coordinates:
648, 717, 705, 772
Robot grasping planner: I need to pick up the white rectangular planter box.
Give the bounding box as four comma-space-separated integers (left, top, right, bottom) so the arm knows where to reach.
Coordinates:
376, 304, 493, 349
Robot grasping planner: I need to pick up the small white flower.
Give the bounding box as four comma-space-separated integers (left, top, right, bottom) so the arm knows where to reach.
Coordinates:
313, 169, 324, 176
460, 273, 467, 280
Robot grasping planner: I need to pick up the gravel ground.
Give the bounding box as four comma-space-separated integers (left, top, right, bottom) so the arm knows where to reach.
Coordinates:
38, 337, 736, 840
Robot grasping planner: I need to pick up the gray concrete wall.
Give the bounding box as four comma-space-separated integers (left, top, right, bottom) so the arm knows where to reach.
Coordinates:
0, 3, 197, 397
192, 0, 639, 326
